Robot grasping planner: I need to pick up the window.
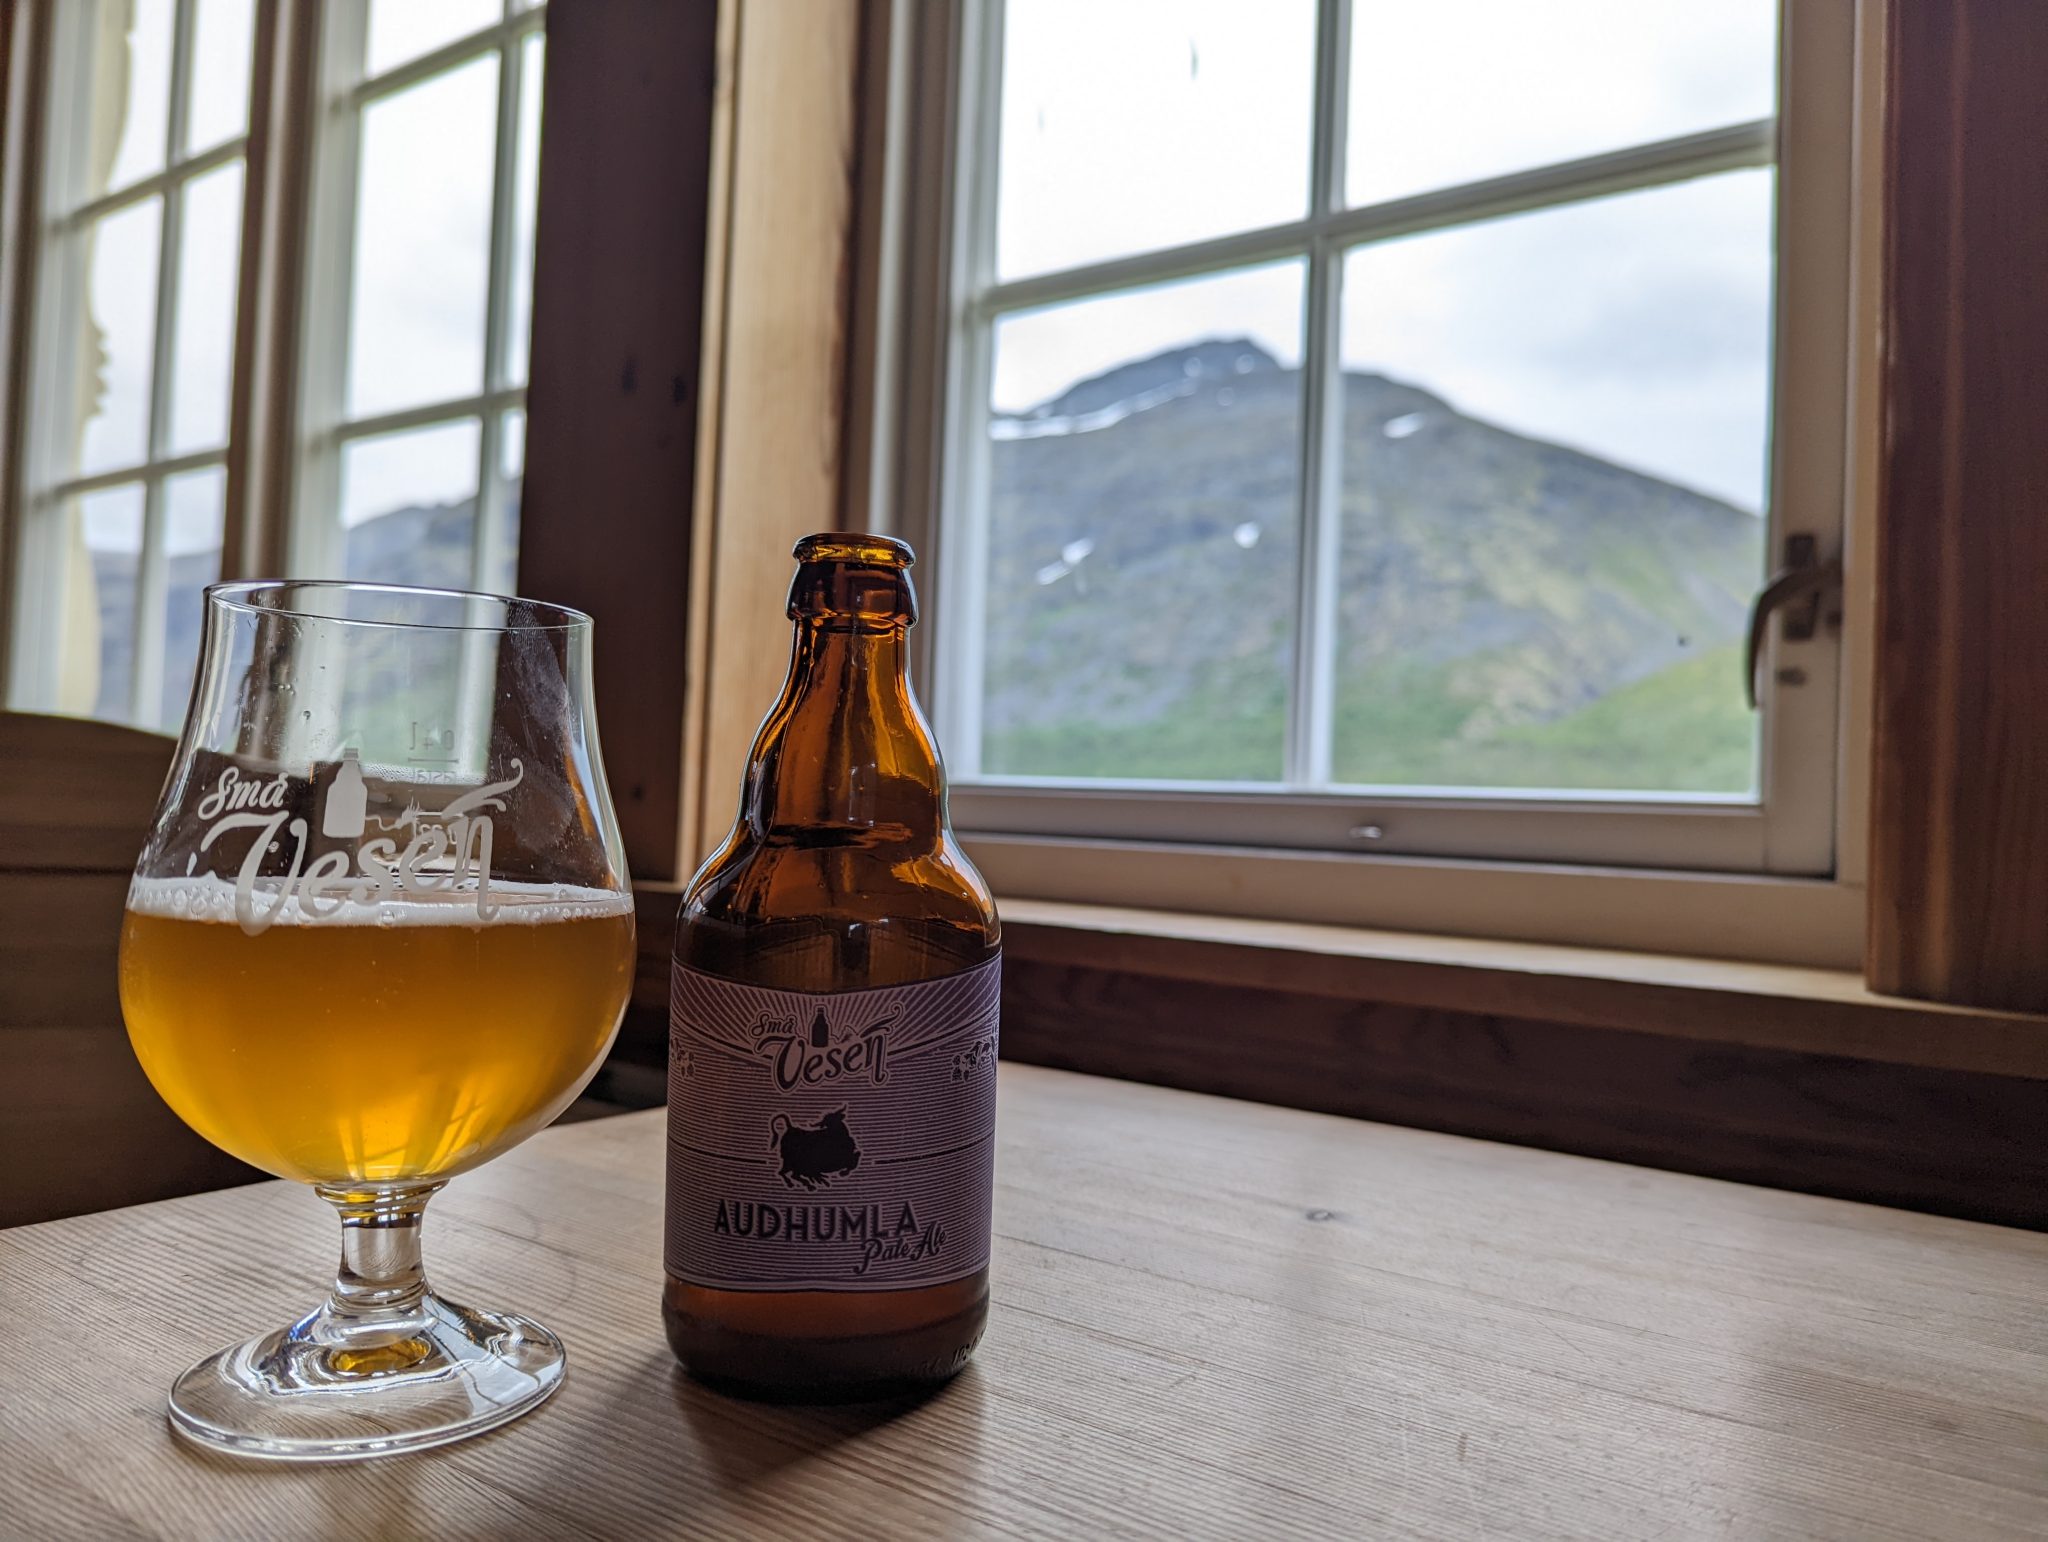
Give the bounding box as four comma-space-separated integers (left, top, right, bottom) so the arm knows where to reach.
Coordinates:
908, 0, 1858, 887
293, 0, 543, 597
7, 0, 257, 730
1, 0, 545, 733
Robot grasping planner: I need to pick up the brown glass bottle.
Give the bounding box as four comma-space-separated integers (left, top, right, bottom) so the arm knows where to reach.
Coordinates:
662, 533, 1000, 1401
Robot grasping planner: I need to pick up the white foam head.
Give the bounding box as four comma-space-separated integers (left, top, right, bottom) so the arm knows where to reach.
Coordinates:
126, 873, 634, 927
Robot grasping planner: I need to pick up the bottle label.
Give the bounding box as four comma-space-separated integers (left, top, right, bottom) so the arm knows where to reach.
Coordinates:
665, 955, 1000, 1292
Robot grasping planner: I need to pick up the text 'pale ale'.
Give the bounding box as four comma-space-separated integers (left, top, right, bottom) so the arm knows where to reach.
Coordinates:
663, 533, 1001, 1399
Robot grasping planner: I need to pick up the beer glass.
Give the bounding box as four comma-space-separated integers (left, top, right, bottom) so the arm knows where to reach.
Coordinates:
118, 581, 634, 1460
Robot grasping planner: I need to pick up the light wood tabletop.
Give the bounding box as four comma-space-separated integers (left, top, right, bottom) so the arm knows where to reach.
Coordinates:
2, 1065, 2043, 1539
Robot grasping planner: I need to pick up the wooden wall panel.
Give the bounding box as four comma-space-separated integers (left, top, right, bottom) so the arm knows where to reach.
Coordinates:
520, 0, 721, 881
0, 715, 260, 1226
1868, 2, 2048, 1008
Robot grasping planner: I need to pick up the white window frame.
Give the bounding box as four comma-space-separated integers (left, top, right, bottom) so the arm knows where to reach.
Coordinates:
292, 0, 543, 591
6, 0, 252, 728
868, 0, 1879, 967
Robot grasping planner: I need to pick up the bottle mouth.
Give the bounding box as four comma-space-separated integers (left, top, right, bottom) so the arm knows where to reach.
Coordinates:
792, 533, 914, 569
788, 533, 917, 626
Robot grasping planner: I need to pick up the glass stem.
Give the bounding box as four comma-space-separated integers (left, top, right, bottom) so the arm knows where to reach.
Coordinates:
315, 1183, 444, 1339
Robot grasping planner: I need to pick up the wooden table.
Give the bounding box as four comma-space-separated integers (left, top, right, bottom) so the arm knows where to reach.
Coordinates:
3, 1067, 2043, 1539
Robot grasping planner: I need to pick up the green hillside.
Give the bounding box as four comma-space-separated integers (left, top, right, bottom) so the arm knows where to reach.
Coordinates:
984, 340, 1761, 793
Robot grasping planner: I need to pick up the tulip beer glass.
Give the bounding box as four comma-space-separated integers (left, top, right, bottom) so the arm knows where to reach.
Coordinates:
119, 582, 634, 1460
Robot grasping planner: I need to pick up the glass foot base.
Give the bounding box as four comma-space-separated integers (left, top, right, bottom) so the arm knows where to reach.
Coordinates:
167, 1291, 564, 1462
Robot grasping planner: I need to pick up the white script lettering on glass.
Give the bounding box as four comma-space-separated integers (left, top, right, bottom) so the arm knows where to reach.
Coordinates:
196, 761, 526, 934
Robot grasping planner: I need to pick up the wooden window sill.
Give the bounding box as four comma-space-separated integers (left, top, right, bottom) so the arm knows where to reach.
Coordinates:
631, 885, 2048, 1081
997, 898, 2048, 1080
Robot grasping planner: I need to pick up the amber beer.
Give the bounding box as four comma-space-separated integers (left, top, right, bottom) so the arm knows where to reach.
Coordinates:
664, 534, 1000, 1398
121, 881, 635, 1185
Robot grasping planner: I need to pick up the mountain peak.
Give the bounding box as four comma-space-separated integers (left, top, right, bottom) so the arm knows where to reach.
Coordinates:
1028, 338, 1282, 420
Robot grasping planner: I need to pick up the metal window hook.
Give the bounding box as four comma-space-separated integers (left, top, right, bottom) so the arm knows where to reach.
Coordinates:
1744, 533, 1842, 709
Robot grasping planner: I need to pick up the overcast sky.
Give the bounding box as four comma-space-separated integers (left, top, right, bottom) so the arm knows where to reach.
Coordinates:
993, 0, 1778, 511
82, 0, 1779, 570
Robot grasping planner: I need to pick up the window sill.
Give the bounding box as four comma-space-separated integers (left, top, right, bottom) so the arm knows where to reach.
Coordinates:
996, 898, 2048, 1081
630, 884, 2048, 1080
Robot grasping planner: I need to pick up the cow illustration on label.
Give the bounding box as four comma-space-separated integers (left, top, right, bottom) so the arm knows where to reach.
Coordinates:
769, 1108, 862, 1190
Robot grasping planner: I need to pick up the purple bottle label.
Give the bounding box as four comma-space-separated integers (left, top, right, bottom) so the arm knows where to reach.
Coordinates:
665, 955, 1000, 1292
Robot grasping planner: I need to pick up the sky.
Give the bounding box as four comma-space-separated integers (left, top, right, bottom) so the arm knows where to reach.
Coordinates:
992, 0, 1780, 511
76, 0, 1780, 573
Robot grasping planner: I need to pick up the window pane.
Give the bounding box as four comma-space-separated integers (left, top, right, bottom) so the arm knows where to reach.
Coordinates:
1332, 173, 1772, 793
340, 419, 481, 588
982, 263, 1304, 782
503, 32, 545, 386
186, 0, 257, 153
167, 159, 243, 455
997, 0, 1315, 281
95, 0, 176, 196
347, 57, 499, 418
76, 483, 145, 721
365, 0, 499, 78
1347, 1, 1779, 207
76, 197, 163, 477
160, 465, 226, 728
492, 407, 525, 596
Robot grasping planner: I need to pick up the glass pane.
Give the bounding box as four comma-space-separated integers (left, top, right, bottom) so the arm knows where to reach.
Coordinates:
503, 32, 545, 386
76, 196, 164, 477
167, 159, 244, 455
1332, 172, 1772, 793
1347, 1, 1779, 207
160, 465, 226, 727
365, 0, 499, 78
76, 483, 145, 721
997, 0, 1315, 281
491, 407, 525, 596
982, 263, 1305, 781
347, 56, 499, 418
340, 419, 481, 588
93, 0, 176, 196
186, 0, 257, 153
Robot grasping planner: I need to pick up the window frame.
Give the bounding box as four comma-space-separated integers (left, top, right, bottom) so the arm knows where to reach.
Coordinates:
888, 0, 1867, 876
874, 0, 1876, 964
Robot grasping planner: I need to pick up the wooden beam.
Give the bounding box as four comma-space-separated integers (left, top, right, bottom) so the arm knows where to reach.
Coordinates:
681, 0, 865, 866
520, 0, 720, 880
1868, 1, 2048, 1009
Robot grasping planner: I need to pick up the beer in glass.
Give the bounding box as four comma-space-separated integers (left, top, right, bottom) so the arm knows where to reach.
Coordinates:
118, 581, 634, 1460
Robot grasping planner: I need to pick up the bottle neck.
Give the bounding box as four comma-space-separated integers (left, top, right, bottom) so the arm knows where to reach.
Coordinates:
741, 617, 944, 844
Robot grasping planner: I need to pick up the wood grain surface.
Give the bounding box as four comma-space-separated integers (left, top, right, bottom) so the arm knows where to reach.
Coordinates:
680, 0, 865, 870
1868, 0, 2048, 1010
2, 1068, 2042, 1539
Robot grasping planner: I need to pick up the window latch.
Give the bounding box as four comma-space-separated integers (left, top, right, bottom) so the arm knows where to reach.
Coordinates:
1744, 533, 1841, 709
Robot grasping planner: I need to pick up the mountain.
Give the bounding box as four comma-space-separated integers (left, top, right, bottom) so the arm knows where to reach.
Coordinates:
97, 339, 1759, 793
90, 498, 486, 728
984, 339, 1760, 791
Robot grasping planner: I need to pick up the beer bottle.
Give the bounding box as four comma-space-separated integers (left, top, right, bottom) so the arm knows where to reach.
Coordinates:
663, 533, 1001, 1399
